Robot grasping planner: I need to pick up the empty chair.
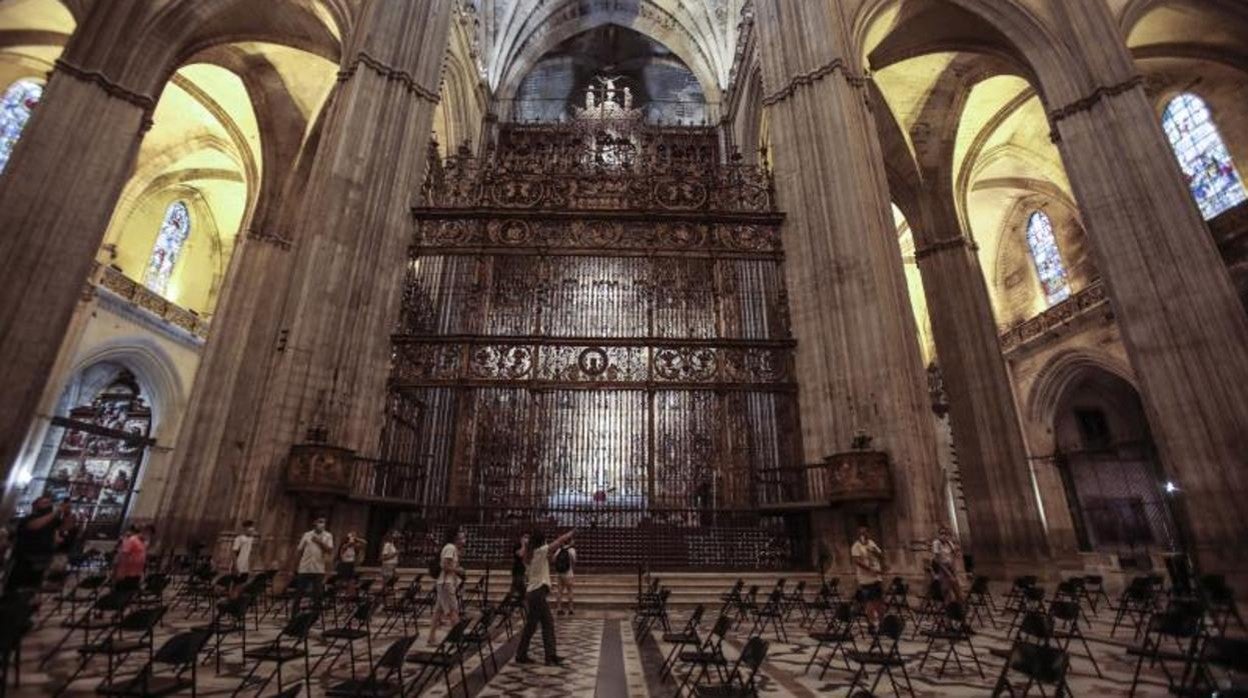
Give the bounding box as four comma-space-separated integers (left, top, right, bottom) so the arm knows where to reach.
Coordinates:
674, 615, 733, 696
691, 636, 769, 698
194, 595, 249, 674
847, 615, 914, 698
58, 606, 166, 695
313, 599, 378, 681
460, 608, 501, 678
990, 640, 1070, 698
1110, 576, 1158, 639
96, 629, 211, 698
805, 602, 857, 680
325, 635, 416, 698
1005, 587, 1047, 637
1049, 599, 1102, 678
660, 605, 705, 679
1126, 602, 1205, 696
404, 618, 469, 698
918, 601, 984, 679
746, 589, 788, 642
232, 610, 319, 697
1081, 575, 1110, 614
964, 576, 997, 628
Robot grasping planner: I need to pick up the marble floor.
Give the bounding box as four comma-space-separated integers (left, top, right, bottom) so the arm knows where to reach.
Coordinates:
6, 580, 1234, 697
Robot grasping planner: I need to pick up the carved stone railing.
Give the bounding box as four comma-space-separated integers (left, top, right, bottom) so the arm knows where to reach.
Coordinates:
757, 451, 894, 510
999, 281, 1109, 354
94, 263, 211, 339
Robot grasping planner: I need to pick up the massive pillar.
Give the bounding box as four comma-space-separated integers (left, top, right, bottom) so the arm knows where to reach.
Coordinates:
217, 0, 456, 559
898, 62, 1051, 571
0, 3, 169, 486
1047, 4, 1248, 581
754, 1, 945, 566
156, 63, 325, 545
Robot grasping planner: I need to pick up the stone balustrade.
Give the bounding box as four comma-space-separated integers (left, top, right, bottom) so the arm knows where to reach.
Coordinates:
93, 263, 211, 339
1000, 280, 1109, 353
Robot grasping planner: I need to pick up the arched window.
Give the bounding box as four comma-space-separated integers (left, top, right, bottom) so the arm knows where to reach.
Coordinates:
1026, 211, 1070, 305
1161, 93, 1247, 220
0, 79, 44, 174
143, 201, 191, 295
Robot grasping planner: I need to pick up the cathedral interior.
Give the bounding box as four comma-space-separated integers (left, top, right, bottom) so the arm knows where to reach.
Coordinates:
0, 0, 1246, 695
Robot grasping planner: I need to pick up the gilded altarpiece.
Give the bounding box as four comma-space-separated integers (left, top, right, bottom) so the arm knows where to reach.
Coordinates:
383, 116, 804, 567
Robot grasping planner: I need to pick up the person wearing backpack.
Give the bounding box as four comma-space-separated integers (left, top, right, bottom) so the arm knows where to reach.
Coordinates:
554, 538, 577, 616
516, 527, 576, 666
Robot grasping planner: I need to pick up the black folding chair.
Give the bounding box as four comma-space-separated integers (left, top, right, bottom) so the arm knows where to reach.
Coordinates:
674, 615, 733, 697
1110, 576, 1158, 639
1006, 587, 1047, 638
661, 605, 705, 679
918, 601, 984, 679
991, 640, 1070, 697
691, 636, 769, 698
746, 589, 788, 642
326, 635, 416, 697
805, 602, 858, 679
1126, 603, 1205, 696
1081, 575, 1110, 615
58, 606, 166, 696
782, 580, 809, 624
461, 608, 502, 677
405, 618, 469, 698
1049, 599, 1101, 678
634, 588, 672, 636
42, 586, 137, 668
195, 596, 249, 674
313, 599, 378, 681
847, 615, 915, 698
96, 629, 211, 698
965, 575, 998, 628
910, 579, 944, 638
730, 586, 759, 629
232, 610, 319, 697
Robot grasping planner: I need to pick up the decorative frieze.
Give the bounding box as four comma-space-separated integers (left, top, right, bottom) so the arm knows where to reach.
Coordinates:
999, 280, 1110, 353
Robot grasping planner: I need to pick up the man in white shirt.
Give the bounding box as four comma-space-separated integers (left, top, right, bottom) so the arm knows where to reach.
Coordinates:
850, 526, 885, 624
292, 517, 333, 615
429, 529, 464, 645
231, 520, 257, 582
515, 528, 576, 666
931, 525, 962, 603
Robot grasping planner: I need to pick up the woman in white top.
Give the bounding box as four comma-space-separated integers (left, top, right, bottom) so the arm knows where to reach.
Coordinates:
429, 529, 464, 645
515, 528, 576, 665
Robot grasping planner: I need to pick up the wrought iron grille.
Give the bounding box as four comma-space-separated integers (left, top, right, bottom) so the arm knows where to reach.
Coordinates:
380, 119, 802, 567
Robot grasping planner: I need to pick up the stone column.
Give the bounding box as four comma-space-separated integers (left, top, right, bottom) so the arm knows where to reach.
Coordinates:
913, 237, 1051, 569
754, 1, 945, 565
0, 3, 167, 485
224, 0, 455, 553
1047, 4, 1248, 581
156, 64, 325, 545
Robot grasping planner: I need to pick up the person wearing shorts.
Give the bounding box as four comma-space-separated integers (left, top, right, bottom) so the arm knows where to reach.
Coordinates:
851, 526, 885, 625
554, 541, 577, 615
429, 529, 464, 645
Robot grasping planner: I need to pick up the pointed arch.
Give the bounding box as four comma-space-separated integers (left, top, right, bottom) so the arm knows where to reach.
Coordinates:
1161, 92, 1247, 219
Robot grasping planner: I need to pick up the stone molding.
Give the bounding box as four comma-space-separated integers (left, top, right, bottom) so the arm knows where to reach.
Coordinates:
761, 57, 869, 106
914, 236, 978, 261
1047, 75, 1144, 143
53, 59, 158, 130
247, 228, 293, 250
999, 280, 1110, 355
338, 51, 441, 105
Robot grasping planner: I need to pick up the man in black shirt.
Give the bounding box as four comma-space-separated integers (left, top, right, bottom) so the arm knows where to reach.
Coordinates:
8, 496, 69, 591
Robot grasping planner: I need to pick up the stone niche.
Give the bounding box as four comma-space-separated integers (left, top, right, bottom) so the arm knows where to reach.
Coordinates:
823, 450, 894, 503
284, 443, 356, 498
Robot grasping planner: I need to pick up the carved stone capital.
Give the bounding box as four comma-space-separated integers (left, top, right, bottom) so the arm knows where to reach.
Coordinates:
53, 59, 158, 131
247, 228, 293, 250
338, 51, 441, 105
1047, 75, 1145, 143
762, 58, 870, 107
913, 236, 978, 261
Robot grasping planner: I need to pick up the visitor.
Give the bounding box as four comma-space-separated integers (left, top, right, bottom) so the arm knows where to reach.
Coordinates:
337, 531, 365, 580
7, 496, 69, 591
428, 529, 465, 645
554, 537, 577, 616
516, 527, 577, 666
231, 520, 257, 583
292, 516, 333, 615
114, 523, 148, 587
380, 532, 400, 585
851, 526, 885, 625
930, 524, 962, 604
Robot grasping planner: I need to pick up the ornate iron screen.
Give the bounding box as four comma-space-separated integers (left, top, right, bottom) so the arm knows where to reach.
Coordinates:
382, 114, 802, 567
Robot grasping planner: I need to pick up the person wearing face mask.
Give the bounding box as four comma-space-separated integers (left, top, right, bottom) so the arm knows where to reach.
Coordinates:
7, 496, 70, 591
291, 516, 334, 615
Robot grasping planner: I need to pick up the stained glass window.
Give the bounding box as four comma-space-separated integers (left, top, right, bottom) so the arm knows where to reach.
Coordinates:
143, 201, 191, 295
1026, 211, 1070, 306
0, 79, 43, 174
1162, 93, 1247, 220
